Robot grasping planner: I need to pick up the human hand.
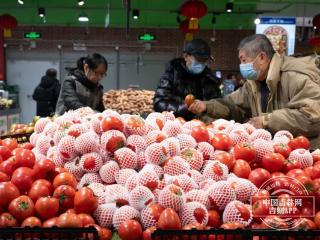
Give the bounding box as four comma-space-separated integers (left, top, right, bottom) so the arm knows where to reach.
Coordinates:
188, 100, 207, 114
248, 116, 263, 129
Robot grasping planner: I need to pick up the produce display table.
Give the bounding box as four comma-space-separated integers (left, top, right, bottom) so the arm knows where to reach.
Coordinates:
0, 108, 20, 135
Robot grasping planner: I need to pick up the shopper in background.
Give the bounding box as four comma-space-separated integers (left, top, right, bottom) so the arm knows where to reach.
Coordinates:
188, 34, 320, 149
221, 73, 237, 96
32, 68, 61, 117
55, 53, 107, 115
153, 38, 221, 121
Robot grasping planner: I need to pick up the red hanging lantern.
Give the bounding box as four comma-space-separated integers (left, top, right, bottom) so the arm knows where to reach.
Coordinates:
180, 0, 207, 30
313, 14, 320, 29
0, 14, 18, 38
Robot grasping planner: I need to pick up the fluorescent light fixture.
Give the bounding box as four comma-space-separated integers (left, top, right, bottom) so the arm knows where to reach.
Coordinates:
38, 7, 45, 18
78, 0, 85, 6
132, 9, 139, 20
254, 17, 261, 25
226, 2, 233, 13
17, 0, 24, 5
78, 12, 89, 22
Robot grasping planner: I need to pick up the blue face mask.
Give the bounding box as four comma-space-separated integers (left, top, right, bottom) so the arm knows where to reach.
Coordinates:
187, 60, 206, 74
239, 55, 260, 80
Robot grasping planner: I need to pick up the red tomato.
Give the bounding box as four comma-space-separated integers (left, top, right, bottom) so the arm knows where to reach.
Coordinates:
215, 151, 235, 170
293, 218, 316, 230
21, 216, 42, 227
8, 195, 35, 221
270, 172, 285, 178
57, 212, 82, 228
20, 142, 34, 150
248, 168, 271, 188
145, 203, 164, 223
54, 167, 67, 175
313, 154, 320, 163
261, 216, 288, 229
296, 175, 313, 194
300, 201, 314, 217
261, 153, 286, 173
0, 158, 16, 176
183, 223, 206, 240
118, 220, 142, 240
234, 142, 256, 162
0, 171, 9, 182
11, 167, 34, 193
142, 226, 156, 240
286, 169, 306, 178
2, 138, 18, 151
284, 159, 302, 173
211, 133, 233, 151
28, 183, 51, 202
234, 202, 251, 221
312, 165, 320, 180
191, 126, 210, 143
101, 116, 124, 132
78, 213, 95, 226
0, 182, 20, 208
43, 217, 58, 227
53, 185, 76, 211
314, 211, 320, 229
14, 148, 35, 168
32, 179, 53, 194
0, 212, 18, 227
53, 172, 77, 189
105, 135, 125, 154
158, 208, 182, 230
0, 145, 12, 160
233, 159, 251, 179
33, 159, 56, 180
74, 187, 98, 214
35, 197, 59, 220
218, 222, 245, 240
84, 224, 112, 240
252, 200, 270, 222
273, 143, 292, 159
288, 136, 310, 150
304, 166, 313, 178
251, 190, 270, 204
207, 210, 221, 228
184, 94, 195, 107
127, 116, 145, 129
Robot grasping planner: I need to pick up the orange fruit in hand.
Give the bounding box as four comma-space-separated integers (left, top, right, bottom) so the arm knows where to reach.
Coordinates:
184, 94, 195, 107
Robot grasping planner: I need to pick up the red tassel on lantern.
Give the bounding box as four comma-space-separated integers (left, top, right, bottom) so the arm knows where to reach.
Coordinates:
180, 19, 199, 41
0, 14, 18, 38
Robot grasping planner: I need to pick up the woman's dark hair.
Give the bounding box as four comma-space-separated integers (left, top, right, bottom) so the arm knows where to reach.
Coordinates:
66, 53, 108, 73
46, 68, 57, 78
77, 53, 108, 71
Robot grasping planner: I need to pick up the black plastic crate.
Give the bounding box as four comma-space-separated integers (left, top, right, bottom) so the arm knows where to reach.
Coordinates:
0, 227, 99, 240
151, 229, 320, 240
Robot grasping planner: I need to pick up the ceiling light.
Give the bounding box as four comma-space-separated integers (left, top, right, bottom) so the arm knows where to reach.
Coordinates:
17, 0, 24, 5
226, 2, 233, 13
78, 0, 85, 6
254, 17, 261, 25
78, 12, 89, 22
132, 9, 139, 20
38, 7, 45, 18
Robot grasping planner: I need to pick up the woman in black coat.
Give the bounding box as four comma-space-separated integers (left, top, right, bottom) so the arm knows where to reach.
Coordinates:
32, 68, 61, 117
55, 53, 108, 115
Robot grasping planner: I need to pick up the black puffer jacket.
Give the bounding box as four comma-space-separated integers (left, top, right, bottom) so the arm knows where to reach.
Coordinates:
154, 58, 221, 121
32, 76, 61, 117
55, 69, 104, 115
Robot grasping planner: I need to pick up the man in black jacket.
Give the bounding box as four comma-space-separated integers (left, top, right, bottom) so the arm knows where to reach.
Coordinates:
32, 68, 61, 117
153, 38, 221, 121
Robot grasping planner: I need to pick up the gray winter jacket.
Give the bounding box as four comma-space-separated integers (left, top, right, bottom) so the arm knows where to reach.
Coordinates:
55, 69, 104, 115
